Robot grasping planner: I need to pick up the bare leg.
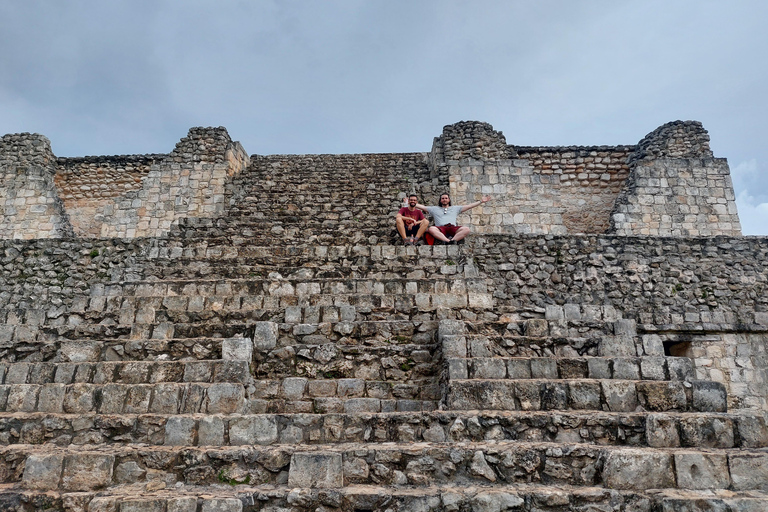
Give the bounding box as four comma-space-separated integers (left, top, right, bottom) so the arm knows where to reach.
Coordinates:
451, 226, 471, 242
414, 219, 429, 240
428, 226, 451, 242
396, 217, 408, 240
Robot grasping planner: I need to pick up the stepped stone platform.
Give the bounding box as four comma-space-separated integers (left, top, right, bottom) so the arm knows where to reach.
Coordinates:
0, 120, 766, 510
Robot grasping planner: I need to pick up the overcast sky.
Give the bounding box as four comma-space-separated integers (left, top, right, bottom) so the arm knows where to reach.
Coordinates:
1, 0, 766, 234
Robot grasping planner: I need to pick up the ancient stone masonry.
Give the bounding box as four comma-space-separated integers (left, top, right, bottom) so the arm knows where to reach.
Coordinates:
0, 120, 743, 240
0, 121, 765, 511
55, 154, 163, 237
610, 121, 741, 236
430, 120, 510, 163
0, 134, 73, 239
97, 127, 250, 238
430, 120, 741, 237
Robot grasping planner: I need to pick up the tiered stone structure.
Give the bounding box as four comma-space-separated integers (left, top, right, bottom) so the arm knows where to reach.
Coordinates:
0, 121, 765, 511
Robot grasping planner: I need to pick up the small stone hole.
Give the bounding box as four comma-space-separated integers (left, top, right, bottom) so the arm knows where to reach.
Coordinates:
664, 340, 692, 357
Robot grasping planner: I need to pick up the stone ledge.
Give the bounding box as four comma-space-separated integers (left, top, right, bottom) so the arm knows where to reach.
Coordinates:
6, 442, 768, 492
639, 323, 768, 334
3, 484, 768, 512
1, 410, 764, 449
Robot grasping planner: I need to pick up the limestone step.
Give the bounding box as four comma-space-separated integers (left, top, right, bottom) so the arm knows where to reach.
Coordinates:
252, 342, 439, 380
140, 256, 469, 280
87, 296, 445, 321
447, 378, 728, 413
1, 484, 767, 512
448, 356, 695, 382
2, 410, 765, 449
148, 320, 435, 345
247, 396, 438, 415
89, 276, 488, 299
140, 243, 472, 279
0, 381, 444, 416
462, 319, 666, 358
73, 280, 492, 325
0, 360, 250, 386
3, 280, 491, 337
0, 382, 246, 415
104, 293, 472, 323
471, 304, 625, 328
2, 337, 243, 364
17, 318, 438, 345
247, 377, 440, 414
175, 219, 392, 234
172, 225, 394, 245
5, 442, 768, 493
458, 333, 606, 358
144, 240, 467, 262
468, 314, 636, 343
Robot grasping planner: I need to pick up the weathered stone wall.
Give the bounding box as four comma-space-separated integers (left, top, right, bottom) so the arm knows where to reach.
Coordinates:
99, 127, 249, 238
610, 121, 741, 236
0, 234, 765, 409
0, 120, 744, 239
439, 145, 633, 235
430, 121, 510, 164
55, 155, 162, 236
427, 121, 638, 235
0, 128, 248, 240
470, 234, 768, 409
513, 146, 633, 233
425, 120, 741, 237
0, 134, 73, 239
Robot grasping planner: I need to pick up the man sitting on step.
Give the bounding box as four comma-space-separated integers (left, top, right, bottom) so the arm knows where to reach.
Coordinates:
415, 193, 491, 244
396, 194, 430, 245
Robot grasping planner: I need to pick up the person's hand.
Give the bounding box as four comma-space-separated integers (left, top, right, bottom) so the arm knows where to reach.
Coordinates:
481, 195, 491, 203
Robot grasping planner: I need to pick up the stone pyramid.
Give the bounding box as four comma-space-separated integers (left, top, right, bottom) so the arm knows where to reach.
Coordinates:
0, 121, 765, 511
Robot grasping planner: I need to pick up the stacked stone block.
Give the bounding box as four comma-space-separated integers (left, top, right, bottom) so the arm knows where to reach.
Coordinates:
430, 120, 510, 163
171, 152, 441, 246
55, 154, 162, 236
471, 234, 768, 411
513, 146, 632, 233
0, 119, 744, 239
0, 230, 765, 510
0, 121, 763, 510
425, 120, 742, 237
610, 121, 742, 236
100, 127, 250, 238
429, 123, 636, 235
0, 134, 73, 239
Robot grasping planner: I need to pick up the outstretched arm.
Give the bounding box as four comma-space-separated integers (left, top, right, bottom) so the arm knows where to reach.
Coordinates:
460, 196, 491, 213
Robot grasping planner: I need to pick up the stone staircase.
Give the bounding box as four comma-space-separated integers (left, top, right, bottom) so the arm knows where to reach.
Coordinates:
170, 153, 441, 246
0, 234, 766, 512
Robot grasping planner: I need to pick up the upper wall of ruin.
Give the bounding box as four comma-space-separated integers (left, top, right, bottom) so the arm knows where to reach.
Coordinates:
432, 120, 741, 237
0, 128, 249, 238
0, 120, 742, 239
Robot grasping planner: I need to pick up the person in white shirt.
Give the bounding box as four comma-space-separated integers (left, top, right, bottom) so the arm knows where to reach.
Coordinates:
413, 193, 490, 244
